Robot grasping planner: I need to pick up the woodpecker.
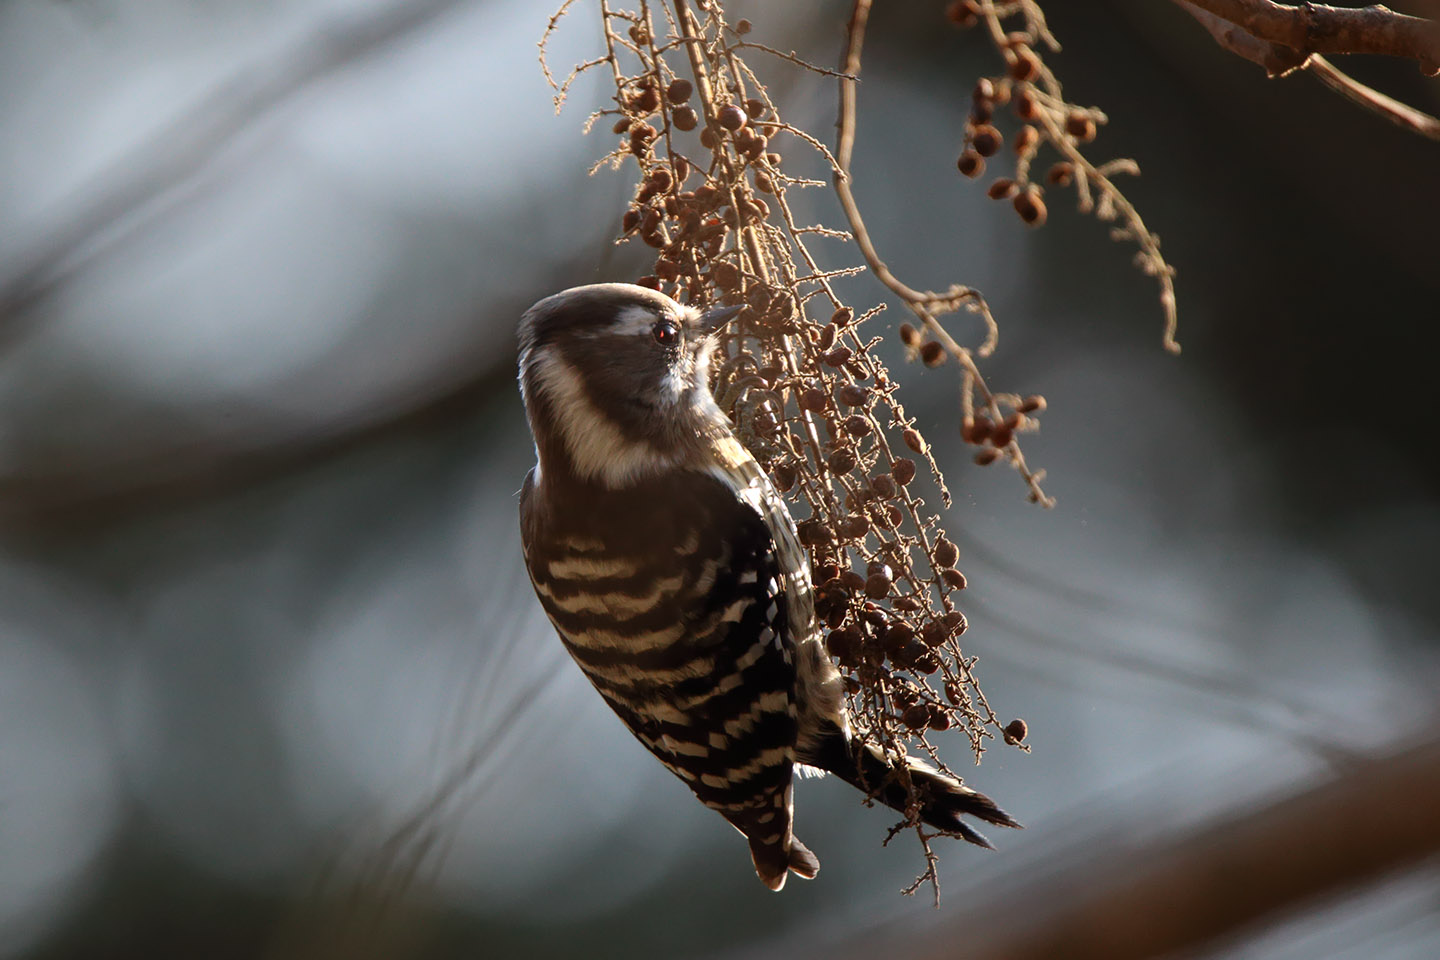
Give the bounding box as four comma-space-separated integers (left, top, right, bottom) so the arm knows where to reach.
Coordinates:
517, 283, 1019, 890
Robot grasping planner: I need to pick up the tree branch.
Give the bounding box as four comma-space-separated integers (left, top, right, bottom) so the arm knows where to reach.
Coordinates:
1176, 0, 1440, 138
1180, 0, 1440, 63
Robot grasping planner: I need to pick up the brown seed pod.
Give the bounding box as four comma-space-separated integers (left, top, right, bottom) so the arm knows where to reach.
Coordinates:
637, 275, 660, 290
928, 708, 952, 731
1014, 188, 1047, 226
828, 448, 858, 474
673, 105, 698, 131
1009, 47, 1041, 82
621, 208, 641, 234
844, 415, 872, 437
933, 537, 959, 568
826, 628, 861, 666
990, 423, 1014, 447
817, 324, 838, 351
893, 595, 922, 612
974, 448, 1001, 466
1019, 394, 1047, 413
891, 458, 917, 485
914, 650, 941, 675
957, 150, 985, 179
970, 124, 1002, 157
964, 415, 993, 443
1065, 113, 1097, 141
899, 322, 921, 346
920, 341, 945, 366
797, 519, 835, 545
840, 570, 867, 592
941, 568, 968, 591
866, 560, 892, 580
941, 610, 968, 637
974, 77, 995, 103
839, 516, 869, 541
1046, 162, 1074, 186
971, 99, 992, 125
902, 704, 931, 731
882, 622, 914, 654
711, 261, 740, 290
717, 104, 747, 131
1003, 718, 1029, 744
838, 384, 869, 407
987, 178, 1017, 200
800, 387, 828, 412
903, 428, 926, 454
666, 78, 693, 103
831, 306, 854, 326
633, 86, 661, 114
1014, 89, 1039, 121
871, 474, 897, 500
735, 18, 752, 34
945, 0, 980, 27
821, 346, 853, 367
612, 117, 630, 135
744, 97, 766, 119
1014, 125, 1039, 155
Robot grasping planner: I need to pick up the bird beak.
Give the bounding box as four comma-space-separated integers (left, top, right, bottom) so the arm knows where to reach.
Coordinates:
698, 303, 743, 335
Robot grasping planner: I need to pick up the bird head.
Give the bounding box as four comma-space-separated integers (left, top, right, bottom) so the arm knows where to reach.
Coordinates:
517, 283, 742, 488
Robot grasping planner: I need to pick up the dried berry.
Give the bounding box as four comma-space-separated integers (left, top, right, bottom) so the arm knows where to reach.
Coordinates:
717, 104, 747, 131
612, 117, 630, 135
971, 124, 1002, 157
800, 387, 828, 412
621, 208, 641, 233
941, 610, 967, 636
891, 458, 917, 485
866, 560, 892, 580
666, 78, 693, 103
828, 448, 857, 474
1046, 162, 1074, 186
831, 306, 854, 326
871, 474, 896, 499
839, 516, 869, 540
735, 18, 752, 34
1009, 48, 1041, 82
1014, 125, 1039, 155
920, 341, 945, 366
987, 178, 1017, 200
914, 650, 941, 675
971, 99, 992, 125
1004, 718, 1029, 744
933, 537, 959, 568
945, 0, 980, 27
797, 519, 835, 545
957, 150, 985, 179
990, 423, 1014, 447
1065, 112, 1097, 141
975, 448, 1001, 465
903, 428, 926, 454
941, 568, 968, 590
902, 704, 931, 730
964, 415, 993, 443
637, 275, 660, 290
899, 322, 921, 346
699, 126, 719, 149
827, 628, 861, 665
928, 708, 951, 731
1019, 394, 1047, 413
893, 595, 921, 612
844, 415, 872, 437
1014, 89, 1039, 121
673, 105, 698, 131
837, 385, 867, 407
773, 462, 797, 493
1014, 188, 1047, 226
633, 86, 661, 114
821, 346, 852, 367
744, 97, 766, 119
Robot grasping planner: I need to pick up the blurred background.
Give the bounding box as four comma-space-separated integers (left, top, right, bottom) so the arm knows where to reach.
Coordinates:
1, 1, 1438, 958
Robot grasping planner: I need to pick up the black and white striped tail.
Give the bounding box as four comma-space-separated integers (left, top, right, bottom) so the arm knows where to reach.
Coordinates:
805, 726, 1022, 848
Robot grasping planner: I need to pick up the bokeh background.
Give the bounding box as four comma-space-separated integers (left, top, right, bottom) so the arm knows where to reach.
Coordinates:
2, 1, 1438, 958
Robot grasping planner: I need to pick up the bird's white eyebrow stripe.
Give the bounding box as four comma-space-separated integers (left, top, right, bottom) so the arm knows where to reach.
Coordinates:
607, 304, 663, 338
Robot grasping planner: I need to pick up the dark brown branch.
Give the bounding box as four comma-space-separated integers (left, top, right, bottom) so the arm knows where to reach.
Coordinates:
1181, 0, 1440, 62
1176, 1, 1440, 138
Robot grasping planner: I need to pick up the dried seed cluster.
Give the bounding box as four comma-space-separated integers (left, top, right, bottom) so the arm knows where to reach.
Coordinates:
950, 7, 1179, 354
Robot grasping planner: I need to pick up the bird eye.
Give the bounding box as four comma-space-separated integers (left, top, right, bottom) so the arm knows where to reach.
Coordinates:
652, 320, 680, 347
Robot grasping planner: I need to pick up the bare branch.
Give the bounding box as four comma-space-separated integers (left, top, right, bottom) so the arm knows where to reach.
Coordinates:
1181, 0, 1440, 62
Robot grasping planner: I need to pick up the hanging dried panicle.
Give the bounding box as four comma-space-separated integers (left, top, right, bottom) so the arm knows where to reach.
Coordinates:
540, 0, 1171, 899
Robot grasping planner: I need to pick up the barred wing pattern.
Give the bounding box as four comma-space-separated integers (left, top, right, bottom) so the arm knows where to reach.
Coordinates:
519, 468, 817, 888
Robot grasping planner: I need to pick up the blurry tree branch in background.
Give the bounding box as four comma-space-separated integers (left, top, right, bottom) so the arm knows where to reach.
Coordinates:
1174, 0, 1440, 139
829, 730, 1440, 960
0, 0, 473, 333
